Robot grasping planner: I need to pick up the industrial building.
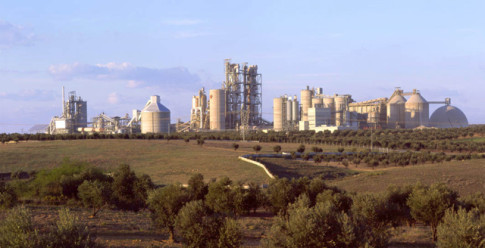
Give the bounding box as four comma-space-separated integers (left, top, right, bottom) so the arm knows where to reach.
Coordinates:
273, 86, 468, 132
44, 59, 469, 135
48, 87, 88, 134
48, 87, 171, 134
178, 59, 269, 132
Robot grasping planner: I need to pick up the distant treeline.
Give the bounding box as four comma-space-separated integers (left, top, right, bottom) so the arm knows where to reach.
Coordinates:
2, 125, 485, 153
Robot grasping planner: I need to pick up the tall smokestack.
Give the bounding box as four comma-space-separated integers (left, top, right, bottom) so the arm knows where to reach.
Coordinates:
62, 86, 65, 117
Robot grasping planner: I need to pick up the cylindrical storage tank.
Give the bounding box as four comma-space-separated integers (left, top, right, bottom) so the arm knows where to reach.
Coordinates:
387, 94, 406, 129
273, 97, 284, 131
286, 98, 292, 122
323, 97, 335, 125
300, 89, 312, 121
141, 95, 171, 134
334, 96, 346, 126
405, 90, 428, 129
210, 89, 225, 130
312, 97, 323, 108
292, 98, 299, 122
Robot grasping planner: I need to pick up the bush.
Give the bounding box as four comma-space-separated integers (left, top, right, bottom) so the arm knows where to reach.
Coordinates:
0, 206, 43, 248
407, 183, 458, 241
265, 195, 358, 247
297, 144, 305, 153
111, 164, 149, 211
437, 208, 485, 248
78, 180, 112, 217
0, 207, 99, 248
273, 145, 282, 154
47, 208, 100, 248
176, 200, 241, 248
0, 182, 17, 209
205, 177, 234, 215
253, 145, 262, 153
187, 173, 208, 201
148, 184, 188, 241
232, 143, 239, 151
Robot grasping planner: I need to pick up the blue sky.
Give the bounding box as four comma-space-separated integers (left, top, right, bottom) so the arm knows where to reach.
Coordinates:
1, 0, 484, 133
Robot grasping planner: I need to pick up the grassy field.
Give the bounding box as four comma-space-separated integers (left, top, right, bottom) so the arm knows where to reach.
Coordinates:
258, 157, 358, 180
0, 140, 343, 185
328, 159, 485, 196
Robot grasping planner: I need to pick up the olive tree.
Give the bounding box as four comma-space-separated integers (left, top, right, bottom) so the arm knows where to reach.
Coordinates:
407, 183, 458, 241
77, 180, 111, 217
437, 208, 485, 248
148, 184, 188, 242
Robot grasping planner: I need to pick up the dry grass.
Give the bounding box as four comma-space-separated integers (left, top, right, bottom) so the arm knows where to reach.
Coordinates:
258, 157, 357, 180
328, 159, 485, 196
0, 140, 347, 185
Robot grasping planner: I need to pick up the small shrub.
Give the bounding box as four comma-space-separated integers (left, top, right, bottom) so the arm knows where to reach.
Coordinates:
253, 145, 262, 153
273, 145, 282, 154
297, 144, 305, 153
232, 143, 239, 151
437, 208, 485, 248
0, 182, 18, 209
0, 206, 43, 247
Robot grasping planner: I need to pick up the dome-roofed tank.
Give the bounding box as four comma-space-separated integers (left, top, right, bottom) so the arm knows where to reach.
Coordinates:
405, 89, 429, 129
429, 105, 468, 128
141, 95, 170, 134
387, 93, 406, 129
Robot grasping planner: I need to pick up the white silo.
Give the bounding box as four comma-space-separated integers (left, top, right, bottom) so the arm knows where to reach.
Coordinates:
286, 97, 293, 122
323, 97, 335, 125
141, 95, 171, 134
405, 89, 429, 129
210, 89, 225, 130
273, 97, 285, 131
387, 94, 406, 129
334, 96, 347, 126
292, 96, 299, 122
300, 88, 313, 121
312, 97, 323, 108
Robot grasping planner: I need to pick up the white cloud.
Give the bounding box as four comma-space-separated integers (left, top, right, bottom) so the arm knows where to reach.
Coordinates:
163, 19, 202, 26
48, 62, 201, 88
0, 20, 35, 49
126, 80, 143, 88
107, 92, 119, 104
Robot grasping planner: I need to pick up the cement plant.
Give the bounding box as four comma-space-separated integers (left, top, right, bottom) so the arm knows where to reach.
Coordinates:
46, 59, 468, 135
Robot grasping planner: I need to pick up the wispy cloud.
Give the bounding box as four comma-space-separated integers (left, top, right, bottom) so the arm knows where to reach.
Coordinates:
173, 31, 211, 39
107, 92, 120, 104
48, 62, 201, 88
163, 19, 202, 26
0, 20, 35, 49
0, 89, 56, 101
